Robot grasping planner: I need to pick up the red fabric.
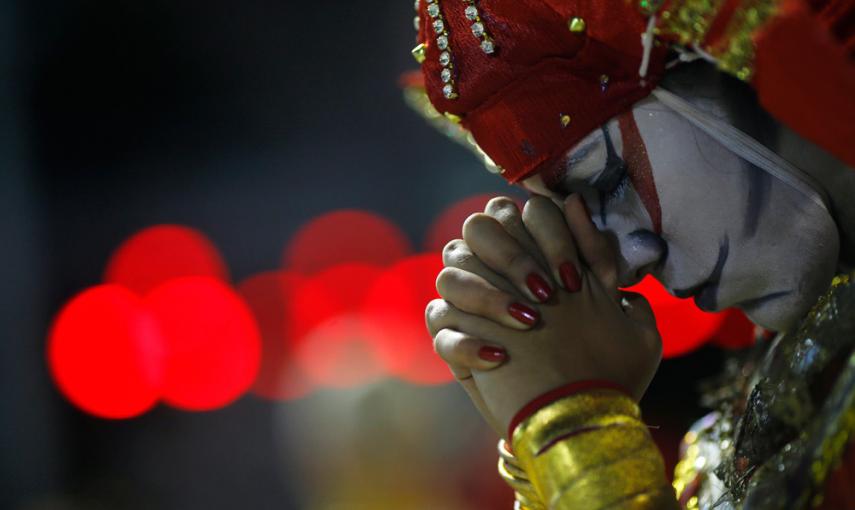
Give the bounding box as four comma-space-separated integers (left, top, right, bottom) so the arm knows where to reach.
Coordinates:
753, 0, 855, 167
507, 379, 632, 443
418, 0, 666, 182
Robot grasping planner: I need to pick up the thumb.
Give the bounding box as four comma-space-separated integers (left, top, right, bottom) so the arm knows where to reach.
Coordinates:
620, 291, 658, 331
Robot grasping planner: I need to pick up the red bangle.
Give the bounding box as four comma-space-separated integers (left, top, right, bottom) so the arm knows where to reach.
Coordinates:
507, 380, 632, 442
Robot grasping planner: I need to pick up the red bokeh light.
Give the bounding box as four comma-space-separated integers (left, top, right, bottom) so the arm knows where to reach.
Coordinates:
238, 271, 312, 401
48, 285, 164, 419
291, 264, 387, 388
711, 310, 757, 350
626, 276, 727, 358
362, 254, 452, 385
145, 276, 261, 411
283, 210, 412, 274
423, 194, 524, 252
105, 225, 229, 295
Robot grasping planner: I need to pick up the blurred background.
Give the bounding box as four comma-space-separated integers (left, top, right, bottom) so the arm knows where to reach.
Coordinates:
1, 1, 750, 509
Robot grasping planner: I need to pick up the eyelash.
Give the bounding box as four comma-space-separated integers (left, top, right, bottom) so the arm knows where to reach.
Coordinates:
604, 172, 630, 203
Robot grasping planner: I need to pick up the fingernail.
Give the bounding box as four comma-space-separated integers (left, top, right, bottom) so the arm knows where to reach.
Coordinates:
560, 262, 582, 292
508, 302, 539, 326
526, 273, 553, 302
478, 346, 507, 363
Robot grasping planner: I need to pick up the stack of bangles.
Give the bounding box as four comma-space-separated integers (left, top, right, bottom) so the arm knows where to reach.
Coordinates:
496, 383, 679, 510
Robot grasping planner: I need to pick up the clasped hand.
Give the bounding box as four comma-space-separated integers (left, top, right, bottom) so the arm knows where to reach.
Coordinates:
425, 195, 663, 435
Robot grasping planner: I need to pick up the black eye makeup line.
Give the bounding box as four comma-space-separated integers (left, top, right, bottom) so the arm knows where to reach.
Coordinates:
672, 236, 730, 310
595, 126, 628, 225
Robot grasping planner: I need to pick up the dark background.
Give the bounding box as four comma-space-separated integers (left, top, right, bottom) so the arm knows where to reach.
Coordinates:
1, 1, 722, 508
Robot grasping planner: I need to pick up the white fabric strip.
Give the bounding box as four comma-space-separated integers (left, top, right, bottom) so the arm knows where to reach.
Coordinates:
652, 87, 830, 212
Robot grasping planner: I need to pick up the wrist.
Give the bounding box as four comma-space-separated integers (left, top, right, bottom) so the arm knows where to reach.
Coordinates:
506, 380, 632, 441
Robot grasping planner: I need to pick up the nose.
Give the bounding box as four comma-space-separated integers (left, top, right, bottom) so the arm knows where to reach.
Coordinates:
616, 229, 667, 287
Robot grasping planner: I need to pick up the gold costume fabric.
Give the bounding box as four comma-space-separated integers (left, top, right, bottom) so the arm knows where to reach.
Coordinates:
501, 273, 855, 509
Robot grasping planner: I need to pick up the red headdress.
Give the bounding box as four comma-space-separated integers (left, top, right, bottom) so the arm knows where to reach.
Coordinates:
404, 0, 855, 182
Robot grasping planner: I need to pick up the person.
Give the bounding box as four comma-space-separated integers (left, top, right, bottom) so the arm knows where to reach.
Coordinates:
404, 0, 855, 508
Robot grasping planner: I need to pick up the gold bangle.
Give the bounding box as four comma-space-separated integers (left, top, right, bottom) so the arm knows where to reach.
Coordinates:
511, 390, 678, 510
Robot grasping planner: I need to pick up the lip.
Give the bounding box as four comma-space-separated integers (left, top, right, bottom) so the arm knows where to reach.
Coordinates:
670, 279, 719, 311
671, 237, 730, 311
693, 283, 720, 311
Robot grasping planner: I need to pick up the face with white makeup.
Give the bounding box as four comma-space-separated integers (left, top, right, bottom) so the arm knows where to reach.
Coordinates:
521, 66, 842, 332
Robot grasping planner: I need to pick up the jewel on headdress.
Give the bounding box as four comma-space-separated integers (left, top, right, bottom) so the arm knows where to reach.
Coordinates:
412, 0, 421, 34
412, 43, 427, 64
560, 114, 572, 128
426, 0, 458, 100
568, 17, 587, 33
463, 1, 496, 55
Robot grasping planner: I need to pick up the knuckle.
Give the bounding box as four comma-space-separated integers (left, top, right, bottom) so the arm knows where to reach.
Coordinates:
425, 299, 449, 324
462, 213, 493, 238
442, 239, 466, 259
433, 329, 452, 355
523, 195, 554, 218
485, 196, 520, 217
435, 267, 461, 294
442, 242, 474, 268
596, 263, 619, 287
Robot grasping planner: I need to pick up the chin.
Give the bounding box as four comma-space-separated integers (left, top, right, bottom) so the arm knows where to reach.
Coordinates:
739, 290, 818, 333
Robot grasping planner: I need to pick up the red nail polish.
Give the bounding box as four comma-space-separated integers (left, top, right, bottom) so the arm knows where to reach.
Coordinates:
478, 346, 507, 363
560, 262, 582, 292
508, 302, 539, 326
526, 273, 553, 302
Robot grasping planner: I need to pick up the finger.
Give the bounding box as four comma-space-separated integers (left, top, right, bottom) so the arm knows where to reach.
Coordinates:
435, 329, 505, 435
462, 213, 555, 303
484, 197, 550, 271
436, 267, 539, 329
434, 328, 508, 373
425, 298, 516, 341
442, 239, 522, 298
564, 194, 619, 294
522, 195, 583, 293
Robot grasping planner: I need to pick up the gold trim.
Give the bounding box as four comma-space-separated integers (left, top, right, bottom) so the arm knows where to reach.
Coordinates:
659, 0, 725, 46
714, 0, 780, 80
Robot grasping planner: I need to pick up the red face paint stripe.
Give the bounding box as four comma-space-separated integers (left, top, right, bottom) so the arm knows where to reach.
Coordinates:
618, 112, 662, 234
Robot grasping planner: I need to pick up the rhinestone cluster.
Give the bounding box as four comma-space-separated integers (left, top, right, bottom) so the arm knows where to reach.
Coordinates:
463, 1, 496, 54
426, 0, 458, 99
413, 0, 421, 32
